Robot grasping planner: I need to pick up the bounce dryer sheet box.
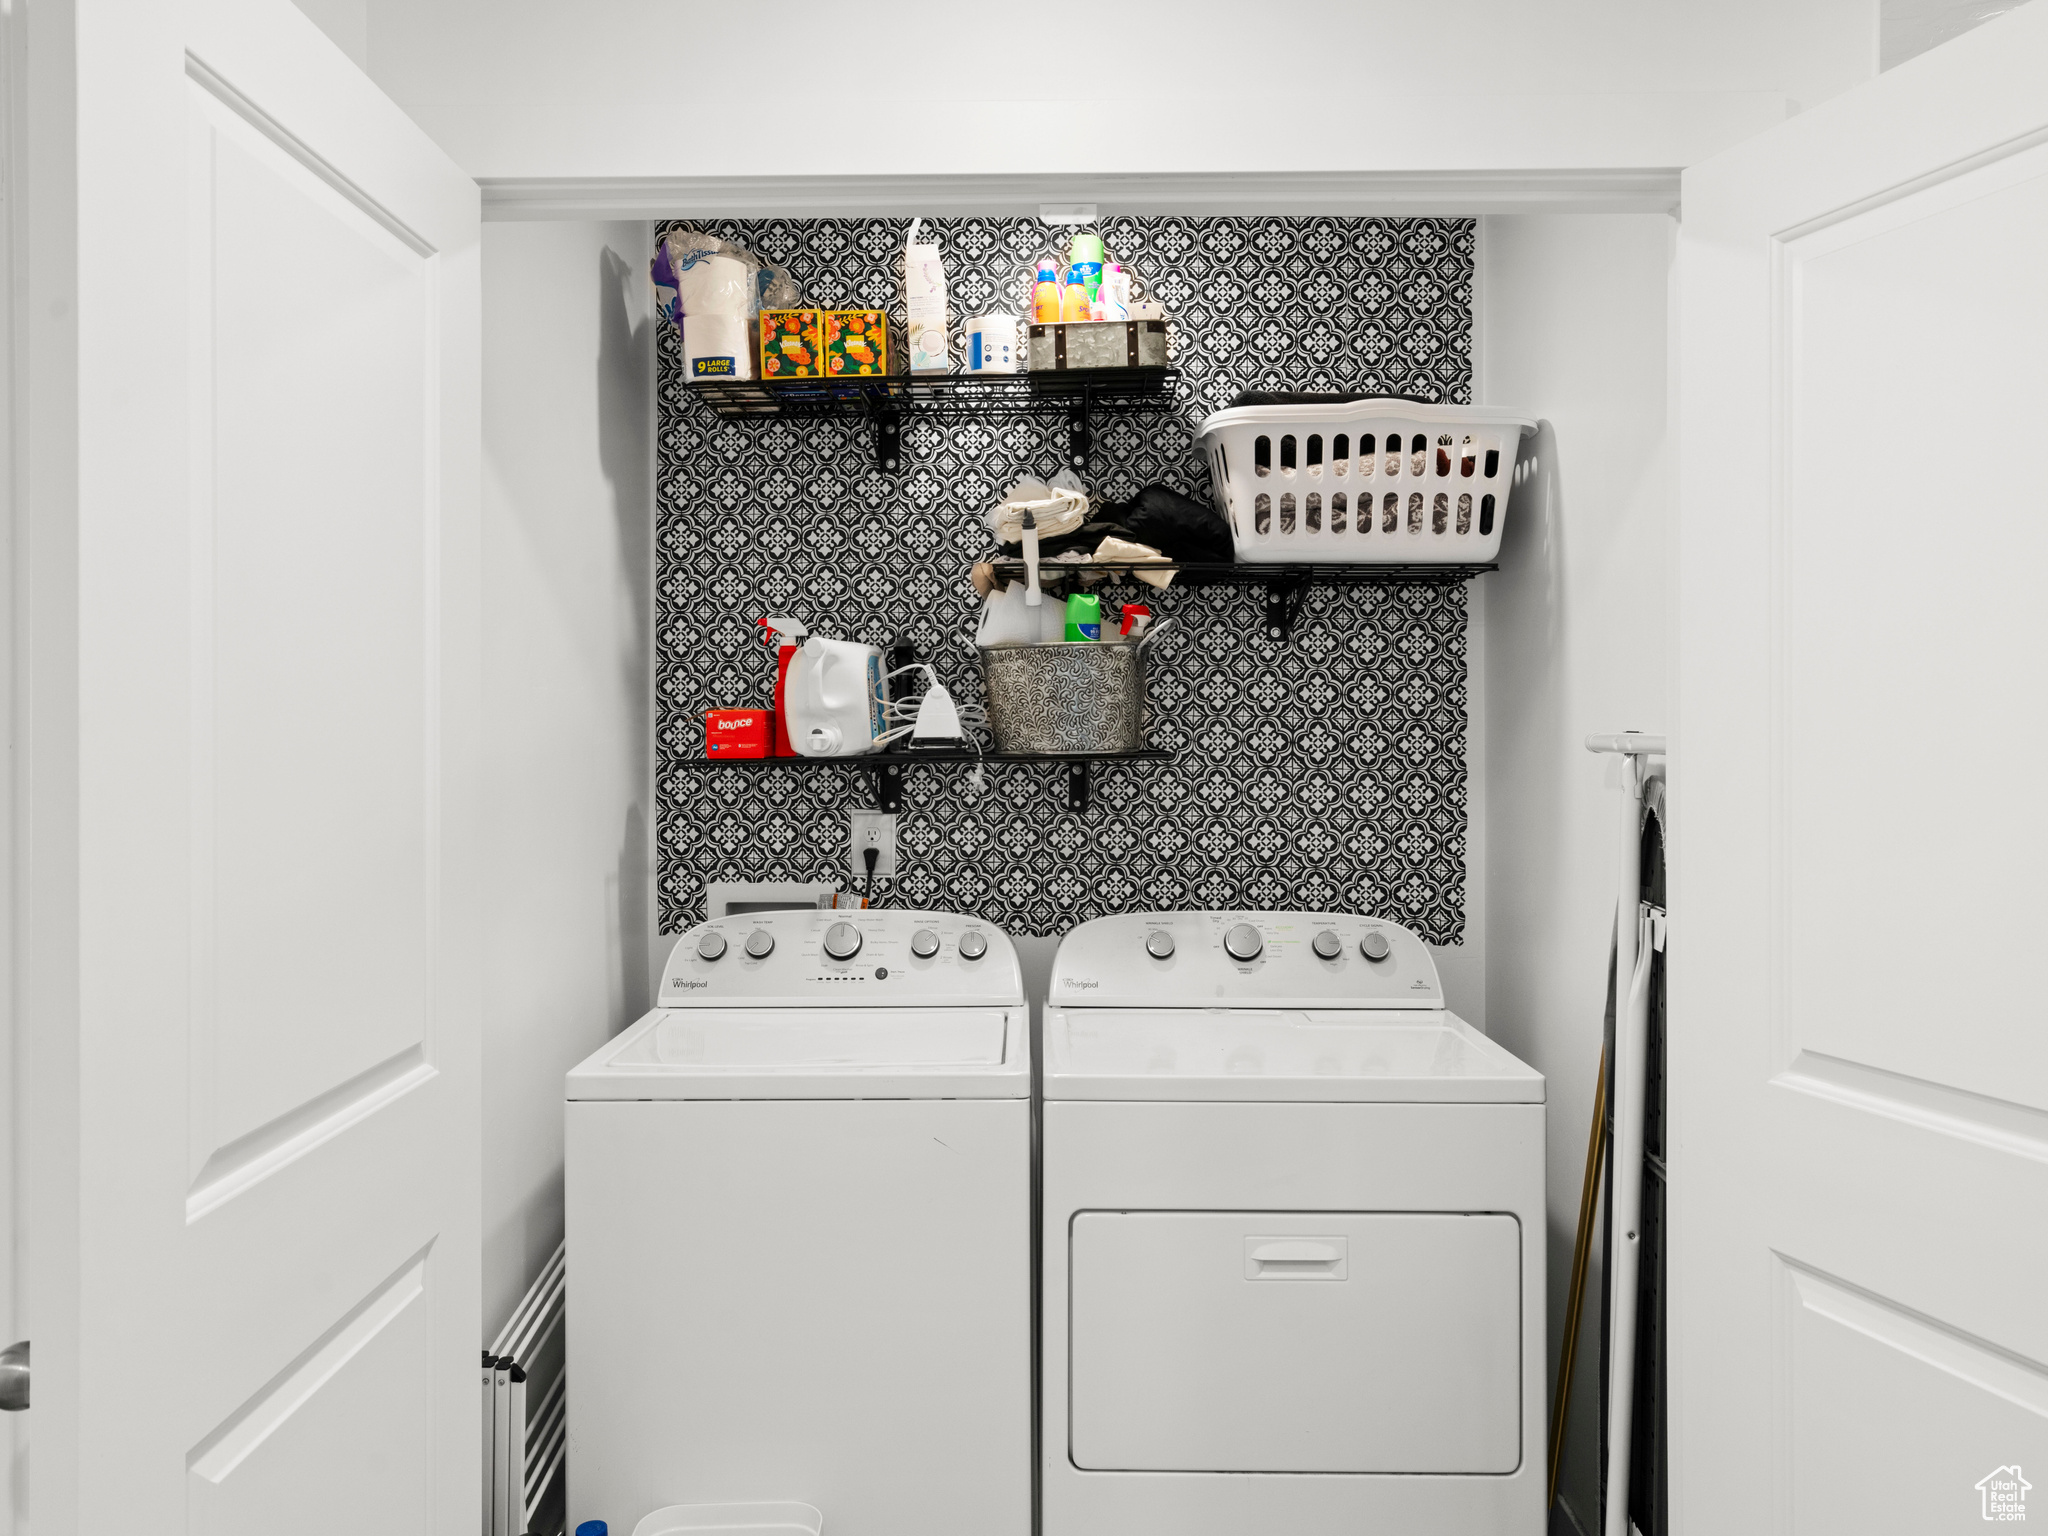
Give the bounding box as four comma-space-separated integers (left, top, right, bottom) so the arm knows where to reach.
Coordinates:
758, 309, 824, 380
704, 708, 774, 758
824, 310, 889, 377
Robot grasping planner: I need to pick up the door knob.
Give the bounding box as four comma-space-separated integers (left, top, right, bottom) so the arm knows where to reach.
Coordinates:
0, 1340, 27, 1411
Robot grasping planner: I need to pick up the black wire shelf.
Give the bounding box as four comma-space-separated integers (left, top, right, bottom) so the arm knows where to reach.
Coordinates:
980, 558, 1499, 640
983, 557, 1496, 585
675, 747, 1173, 814
684, 368, 1181, 475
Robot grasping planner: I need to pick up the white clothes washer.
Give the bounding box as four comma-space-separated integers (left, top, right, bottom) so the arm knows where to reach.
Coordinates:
566, 908, 1031, 1536
1041, 911, 1546, 1536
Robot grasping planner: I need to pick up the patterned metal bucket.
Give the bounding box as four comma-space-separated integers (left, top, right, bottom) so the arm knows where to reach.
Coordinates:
979, 643, 1145, 753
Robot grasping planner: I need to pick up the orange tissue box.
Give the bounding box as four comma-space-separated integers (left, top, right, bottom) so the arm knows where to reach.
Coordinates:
705, 708, 774, 758
759, 310, 823, 380
824, 309, 889, 377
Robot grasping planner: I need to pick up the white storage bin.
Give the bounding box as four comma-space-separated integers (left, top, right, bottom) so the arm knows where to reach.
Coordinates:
1196, 400, 1536, 564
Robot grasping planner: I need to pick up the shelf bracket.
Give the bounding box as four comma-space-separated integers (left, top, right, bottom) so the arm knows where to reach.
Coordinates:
1068, 388, 1092, 473
1264, 571, 1315, 642
1067, 761, 1090, 814
874, 408, 902, 475
869, 760, 905, 814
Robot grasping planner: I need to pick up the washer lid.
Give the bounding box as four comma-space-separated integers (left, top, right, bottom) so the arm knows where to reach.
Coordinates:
566, 1005, 1028, 1100
1043, 1007, 1544, 1103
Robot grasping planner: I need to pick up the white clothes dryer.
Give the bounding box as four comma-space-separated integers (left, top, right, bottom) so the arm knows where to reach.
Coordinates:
566, 908, 1031, 1536
1041, 911, 1546, 1536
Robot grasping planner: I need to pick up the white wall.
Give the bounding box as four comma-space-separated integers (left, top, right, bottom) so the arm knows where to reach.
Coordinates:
351, 0, 1876, 185
1479, 213, 1674, 1531
288, 0, 367, 69
480, 220, 656, 1337
1881, 0, 2031, 68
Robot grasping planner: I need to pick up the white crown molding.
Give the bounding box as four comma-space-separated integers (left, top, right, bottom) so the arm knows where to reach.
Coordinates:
479, 168, 1681, 223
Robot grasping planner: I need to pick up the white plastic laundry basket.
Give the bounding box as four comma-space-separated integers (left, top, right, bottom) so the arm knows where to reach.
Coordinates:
630, 1503, 823, 1536
1196, 400, 1536, 564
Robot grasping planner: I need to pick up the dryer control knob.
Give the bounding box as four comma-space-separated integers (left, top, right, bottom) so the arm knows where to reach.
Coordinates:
1224, 923, 1264, 962
1312, 929, 1343, 960
957, 930, 989, 961
823, 922, 863, 961
744, 930, 774, 959
1145, 930, 1176, 959
1360, 930, 1393, 962
696, 931, 728, 961
910, 928, 940, 959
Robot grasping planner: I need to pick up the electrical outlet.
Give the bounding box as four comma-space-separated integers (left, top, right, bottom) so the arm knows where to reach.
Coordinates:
849, 811, 898, 880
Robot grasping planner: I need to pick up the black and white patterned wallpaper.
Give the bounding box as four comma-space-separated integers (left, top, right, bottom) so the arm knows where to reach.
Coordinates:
655, 216, 1475, 941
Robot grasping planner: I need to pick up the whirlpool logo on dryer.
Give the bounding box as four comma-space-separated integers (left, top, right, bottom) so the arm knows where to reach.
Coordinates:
671, 978, 709, 989
1063, 978, 1100, 989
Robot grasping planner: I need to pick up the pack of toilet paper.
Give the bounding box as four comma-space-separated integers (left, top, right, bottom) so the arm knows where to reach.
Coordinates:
652, 230, 801, 382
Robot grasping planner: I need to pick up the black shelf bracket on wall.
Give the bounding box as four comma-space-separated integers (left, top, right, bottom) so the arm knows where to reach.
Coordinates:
1068, 387, 1092, 472
870, 759, 906, 814
873, 406, 902, 475
1263, 570, 1315, 643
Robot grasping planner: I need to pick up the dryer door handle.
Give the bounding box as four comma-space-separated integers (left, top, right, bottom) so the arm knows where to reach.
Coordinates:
1244, 1237, 1348, 1280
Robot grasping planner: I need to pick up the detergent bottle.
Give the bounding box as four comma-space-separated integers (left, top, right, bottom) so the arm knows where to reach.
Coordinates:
782, 635, 888, 757
756, 614, 809, 756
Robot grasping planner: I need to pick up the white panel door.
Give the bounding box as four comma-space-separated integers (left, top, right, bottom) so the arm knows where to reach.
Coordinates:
20, 0, 479, 1528
1675, 7, 2048, 1531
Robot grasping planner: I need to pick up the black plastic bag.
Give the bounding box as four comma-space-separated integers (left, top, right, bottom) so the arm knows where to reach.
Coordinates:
1090, 485, 1234, 564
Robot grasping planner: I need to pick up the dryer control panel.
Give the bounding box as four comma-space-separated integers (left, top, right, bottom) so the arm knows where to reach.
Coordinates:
659, 908, 1023, 1008
1050, 911, 1442, 1009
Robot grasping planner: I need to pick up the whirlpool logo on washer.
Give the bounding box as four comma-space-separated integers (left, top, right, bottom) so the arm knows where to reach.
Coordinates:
670, 978, 709, 990
1062, 978, 1100, 989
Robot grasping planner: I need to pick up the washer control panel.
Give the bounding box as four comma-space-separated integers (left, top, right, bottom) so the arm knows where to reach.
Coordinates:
660, 908, 1021, 1007
1050, 911, 1441, 1009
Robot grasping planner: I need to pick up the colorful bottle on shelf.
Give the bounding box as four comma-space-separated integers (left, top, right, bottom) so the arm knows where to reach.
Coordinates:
1067, 231, 1105, 306
1033, 259, 1061, 323
1064, 592, 1102, 642
1060, 267, 1092, 322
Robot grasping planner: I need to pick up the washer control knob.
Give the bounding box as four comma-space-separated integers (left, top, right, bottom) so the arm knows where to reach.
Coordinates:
910, 928, 941, 959
1360, 930, 1393, 962
744, 930, 774, 959
957, 930, 989, 961
696, 930, 728, 961
1312, 929, 1343, 960
1224, 923, 1264, 962
1145, 930, 1176, 959
823, 922, 863, 962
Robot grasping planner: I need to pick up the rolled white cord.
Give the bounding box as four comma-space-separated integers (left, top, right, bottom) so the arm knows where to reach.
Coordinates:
1022, 510, 1041, 608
